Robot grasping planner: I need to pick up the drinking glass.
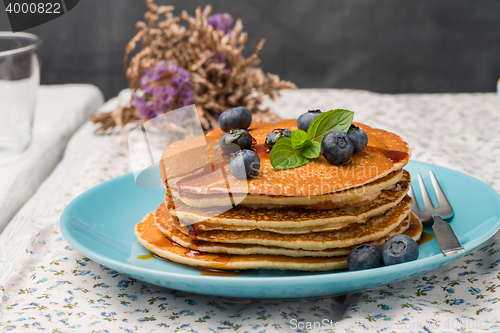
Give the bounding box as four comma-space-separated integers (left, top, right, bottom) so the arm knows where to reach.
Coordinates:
0, 32, 41, 159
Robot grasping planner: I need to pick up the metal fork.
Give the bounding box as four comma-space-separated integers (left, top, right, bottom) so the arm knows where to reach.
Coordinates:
408, 170, 465, 256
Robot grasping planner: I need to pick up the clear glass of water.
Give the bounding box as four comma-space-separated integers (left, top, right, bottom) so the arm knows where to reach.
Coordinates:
0, 32, 41, 159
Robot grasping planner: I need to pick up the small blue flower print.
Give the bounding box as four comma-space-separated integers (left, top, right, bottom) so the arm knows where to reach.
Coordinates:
468, 288, 481, 295
117, 280, 130, 288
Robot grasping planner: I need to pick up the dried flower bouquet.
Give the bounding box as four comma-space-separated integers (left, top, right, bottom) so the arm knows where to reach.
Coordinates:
91, 0, 296, 133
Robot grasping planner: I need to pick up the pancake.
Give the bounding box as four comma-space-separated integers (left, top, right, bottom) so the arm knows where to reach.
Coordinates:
135, 211, 422, 271
171, 170, 403, 210
136, 213, 348, 271
154, 203, 423, 257
167, 170, 411, 229
176, 196, 412, 250
160, 120, 411, 200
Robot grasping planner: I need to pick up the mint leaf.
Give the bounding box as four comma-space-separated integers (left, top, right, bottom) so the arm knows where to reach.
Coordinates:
291, 130, 309, 150
270, 109, 355, 171
270, 137, 310, 170
307, 109, 354, 143
301, 141, 321, 159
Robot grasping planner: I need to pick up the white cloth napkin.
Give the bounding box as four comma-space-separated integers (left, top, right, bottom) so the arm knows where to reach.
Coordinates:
1, 89, 500, 332
0, 84, 104, 232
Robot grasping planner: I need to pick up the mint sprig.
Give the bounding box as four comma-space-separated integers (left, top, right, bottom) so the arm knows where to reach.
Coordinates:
269, 137, 310, 170
301, 141, 321, 159
307, 109, 354, 143
291, 130, 309, 150
269, 109, 354, 170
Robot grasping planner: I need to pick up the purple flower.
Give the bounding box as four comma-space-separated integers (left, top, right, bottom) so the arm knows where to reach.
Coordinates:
132, 96, 146, 108
211, 52, 230, 69
177, 68, 190, 82
152, 85, 165, 99
134, 61, 194, 119
167, 62, 178, 73
171, 69, 190, 86
208, 13, 233, 34
164, 86, 178, 99
178, 89, 194, 106
132, 96, 155, 120
207, 13, 234, 69
152, 61, 167, 82
141, 72, 153, 94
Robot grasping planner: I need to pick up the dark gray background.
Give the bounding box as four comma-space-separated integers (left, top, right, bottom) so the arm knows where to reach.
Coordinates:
1, 0, 500, 100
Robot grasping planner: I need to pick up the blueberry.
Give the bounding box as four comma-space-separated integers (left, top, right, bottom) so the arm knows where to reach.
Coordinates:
347, 124, 368, 154
297, 109, 322, 131
229, 150, 261, 179
220, 129, 255, 154
265, 128, 292, 149
218, 107, 252, 132
381, 234, 419, 266
321, 130, 354, 165
347, 244, 383, 271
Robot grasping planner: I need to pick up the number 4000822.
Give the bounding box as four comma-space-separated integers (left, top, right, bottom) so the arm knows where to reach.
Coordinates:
5, 2, 61, 14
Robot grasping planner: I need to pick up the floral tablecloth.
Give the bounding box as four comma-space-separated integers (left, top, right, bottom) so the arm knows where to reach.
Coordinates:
1, 89, 500, 332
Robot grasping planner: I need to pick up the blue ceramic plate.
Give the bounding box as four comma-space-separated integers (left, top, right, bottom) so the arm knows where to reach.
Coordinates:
60, 161, 500, 299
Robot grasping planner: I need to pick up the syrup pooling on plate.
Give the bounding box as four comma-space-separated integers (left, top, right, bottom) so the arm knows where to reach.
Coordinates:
138, 254, 155, 260
138, 253, 243, 276
196, 268, 244, 277
418, 231, 435, 245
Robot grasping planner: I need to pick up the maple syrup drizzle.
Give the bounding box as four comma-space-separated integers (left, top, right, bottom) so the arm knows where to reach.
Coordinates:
188, 225, 202, 238
195, 268, 244, 277
364, 146, 408, 163
418, 231, 435, 245
185, 249, 203, 257
174, 159, 229, 193
252, 144, 269, 157
142, 251, 235, 273
138, 254, 155, 260
151, 252, 168, 260
191, 222, 223, 231
185, 249, 231, 266
190, 240, 206, 249
192, 222, 208, 231
170, 239, 185, 248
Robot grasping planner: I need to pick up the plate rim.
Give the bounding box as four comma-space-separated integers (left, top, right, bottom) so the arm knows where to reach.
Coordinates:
60, 160, 500, 285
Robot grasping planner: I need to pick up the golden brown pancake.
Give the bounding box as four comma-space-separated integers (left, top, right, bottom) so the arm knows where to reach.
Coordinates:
135, 213, 349, 271
160, 120, 411, 198
166, 170, 411, 229
174, 197, 412, 250
135, 212, 423, 271
154, 203, 422, 257
171, 170, 403, 210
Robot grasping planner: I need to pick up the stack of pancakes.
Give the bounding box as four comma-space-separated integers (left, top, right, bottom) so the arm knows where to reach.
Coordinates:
135, 119, 423, 271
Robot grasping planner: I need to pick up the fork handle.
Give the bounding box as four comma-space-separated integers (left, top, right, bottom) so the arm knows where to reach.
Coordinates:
432, 215, 465, 256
